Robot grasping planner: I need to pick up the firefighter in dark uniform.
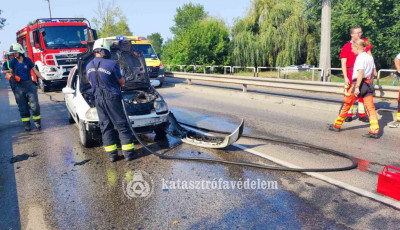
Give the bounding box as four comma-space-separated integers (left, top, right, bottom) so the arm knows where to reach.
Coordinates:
86, 38, 135, 162
8, 43, 46, 131
2, 51, 16, 92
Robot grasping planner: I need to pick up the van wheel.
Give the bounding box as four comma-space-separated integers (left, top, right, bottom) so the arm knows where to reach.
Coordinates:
79, 120, 92, 147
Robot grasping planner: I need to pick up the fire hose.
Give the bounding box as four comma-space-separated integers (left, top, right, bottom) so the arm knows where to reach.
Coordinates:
121, 100, 358, 172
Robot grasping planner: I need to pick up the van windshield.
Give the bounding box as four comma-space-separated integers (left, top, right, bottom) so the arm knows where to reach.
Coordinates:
132, 44, 157, 59
42, 26, 89, 49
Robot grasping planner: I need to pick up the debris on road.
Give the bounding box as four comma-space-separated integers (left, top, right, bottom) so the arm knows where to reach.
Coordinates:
74, 159, 91, 166
10, 153, 38, 164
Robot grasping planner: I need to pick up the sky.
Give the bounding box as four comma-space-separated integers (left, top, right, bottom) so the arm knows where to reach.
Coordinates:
0, 0, 251, 53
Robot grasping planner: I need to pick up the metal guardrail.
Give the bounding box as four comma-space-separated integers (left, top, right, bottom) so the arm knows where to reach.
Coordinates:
165, 71, 399, 99
165, 64, 399, 85
377, 69, 397, 85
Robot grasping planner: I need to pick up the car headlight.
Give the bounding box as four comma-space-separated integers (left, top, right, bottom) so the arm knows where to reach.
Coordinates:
154, 98, 168, 114
85, 107, 99, 120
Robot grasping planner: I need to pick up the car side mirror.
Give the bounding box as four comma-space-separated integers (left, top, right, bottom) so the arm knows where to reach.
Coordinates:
150, 79, 160, 87
62, 87, 76, 94
91, 29, 98, 40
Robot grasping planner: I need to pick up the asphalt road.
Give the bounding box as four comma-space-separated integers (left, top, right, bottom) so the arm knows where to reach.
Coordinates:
1, 76, 399, 230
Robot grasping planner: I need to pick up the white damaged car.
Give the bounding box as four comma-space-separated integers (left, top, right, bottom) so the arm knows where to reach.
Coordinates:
62, 38, 169, 147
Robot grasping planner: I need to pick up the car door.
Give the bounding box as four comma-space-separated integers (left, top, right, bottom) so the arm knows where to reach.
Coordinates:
65, 67, 78, 118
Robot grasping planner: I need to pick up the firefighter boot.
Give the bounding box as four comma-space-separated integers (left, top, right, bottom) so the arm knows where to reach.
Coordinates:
362, 132, 379, 139
389, 121, 400, 128
122, 143, 135, 161
327, 124, 340, 132
359, 116, 369, 123
108, 150, 118, 162
345, 117, 353, 122
34, 119, 41, 130
23, 121, 31, 131
104, 144, 118, 162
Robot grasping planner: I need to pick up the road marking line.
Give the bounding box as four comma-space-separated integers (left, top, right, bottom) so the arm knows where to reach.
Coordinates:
181, 123, 400, 209
232, 143, 400, 210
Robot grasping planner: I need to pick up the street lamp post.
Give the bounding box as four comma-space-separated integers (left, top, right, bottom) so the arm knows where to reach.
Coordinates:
44, 0, 52, 18
319, 0, 331, 82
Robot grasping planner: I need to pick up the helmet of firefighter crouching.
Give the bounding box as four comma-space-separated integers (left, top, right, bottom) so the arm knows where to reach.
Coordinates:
93, 38, 111, 58
9, 43, 25, 55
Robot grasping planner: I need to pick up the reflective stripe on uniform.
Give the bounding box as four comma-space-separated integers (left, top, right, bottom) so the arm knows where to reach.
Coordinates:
347, 105, 354, 115
104, 144, 117, 152
122, 143, 134, 151
358, 102, 365, 113
370, 119, 378, 124
369, 119, 379, 132
33, 115, 41, 120
21, 117, 30, 122
397, 112, 400, 121
334, 116, 345, 128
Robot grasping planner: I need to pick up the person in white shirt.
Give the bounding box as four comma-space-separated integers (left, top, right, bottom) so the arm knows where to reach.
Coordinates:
388, 53, 400, 128
328, 39, 380, 138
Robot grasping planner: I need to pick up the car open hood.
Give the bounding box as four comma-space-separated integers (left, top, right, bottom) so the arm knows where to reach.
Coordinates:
78, 39, 152, 93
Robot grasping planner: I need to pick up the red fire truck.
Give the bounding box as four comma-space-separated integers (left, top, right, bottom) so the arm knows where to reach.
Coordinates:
16, 18, 97, 92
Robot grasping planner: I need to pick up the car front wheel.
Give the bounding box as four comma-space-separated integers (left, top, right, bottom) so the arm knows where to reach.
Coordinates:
68, 111, 75, 124
79, 120, 92, 147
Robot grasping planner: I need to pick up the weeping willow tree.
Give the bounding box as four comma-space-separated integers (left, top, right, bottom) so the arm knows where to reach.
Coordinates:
231, 0, 318, 67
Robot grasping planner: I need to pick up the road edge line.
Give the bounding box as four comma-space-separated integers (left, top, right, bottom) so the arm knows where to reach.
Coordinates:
232, 143, 400, 210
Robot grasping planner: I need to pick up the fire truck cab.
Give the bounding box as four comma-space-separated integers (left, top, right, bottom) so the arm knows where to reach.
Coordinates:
16, 18, 97, 92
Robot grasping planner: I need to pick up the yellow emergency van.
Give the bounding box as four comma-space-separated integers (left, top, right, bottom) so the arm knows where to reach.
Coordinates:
126, 36, 164, 86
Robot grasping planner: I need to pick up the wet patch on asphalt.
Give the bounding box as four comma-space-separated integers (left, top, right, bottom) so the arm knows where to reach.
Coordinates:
10, 153, 38, 164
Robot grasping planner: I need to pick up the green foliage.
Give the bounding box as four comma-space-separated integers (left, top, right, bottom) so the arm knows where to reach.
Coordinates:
231, 0, 316, 67
27, 20, 36, 26
147, 32, 163, 55
0, 9, 6, 30
91, 0, 132, 38
170, 3, 207, 35
162, 4, 230, 65
330, 0, 400, 69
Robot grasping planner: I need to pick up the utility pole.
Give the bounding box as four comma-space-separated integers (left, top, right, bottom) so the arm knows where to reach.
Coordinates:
319, 0, 331, 82
44, 0, 52, 18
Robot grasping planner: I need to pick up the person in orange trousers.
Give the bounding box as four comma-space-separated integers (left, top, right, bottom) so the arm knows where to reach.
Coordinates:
328, 39, 379, 138
388, 53, 400, 128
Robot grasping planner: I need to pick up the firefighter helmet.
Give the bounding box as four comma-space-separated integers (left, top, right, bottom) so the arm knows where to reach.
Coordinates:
9, 43, 25, 54
93, 38, 110, 52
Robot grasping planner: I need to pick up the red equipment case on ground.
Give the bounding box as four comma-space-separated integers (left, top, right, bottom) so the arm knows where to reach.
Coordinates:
377, 166, 400, 201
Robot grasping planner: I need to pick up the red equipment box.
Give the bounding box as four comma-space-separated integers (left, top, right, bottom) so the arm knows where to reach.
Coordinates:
377, 166, 400, 201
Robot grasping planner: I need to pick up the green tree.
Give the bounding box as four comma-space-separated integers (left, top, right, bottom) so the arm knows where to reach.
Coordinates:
0, 9, 6, 30
162, 4, 230, 65
170, 3, 207, 35
91, 0, 132, 38
147, 32, 163, 55
231, 0, 316, 68
330, 0, 400, 69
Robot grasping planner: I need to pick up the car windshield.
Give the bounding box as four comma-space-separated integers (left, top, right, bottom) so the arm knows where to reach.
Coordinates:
132, 44, 157, 59
42, 26, 89, 49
